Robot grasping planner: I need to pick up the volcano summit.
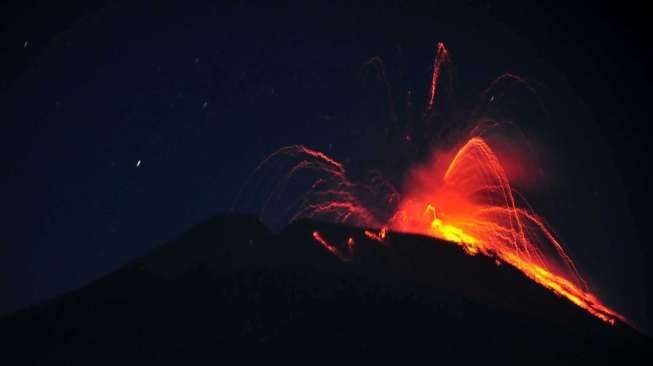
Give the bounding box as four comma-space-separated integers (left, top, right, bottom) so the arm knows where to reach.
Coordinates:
1, 214, 649, 364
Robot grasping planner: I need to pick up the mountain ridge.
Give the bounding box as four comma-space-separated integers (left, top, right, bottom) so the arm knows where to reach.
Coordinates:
1, 213, 649, 364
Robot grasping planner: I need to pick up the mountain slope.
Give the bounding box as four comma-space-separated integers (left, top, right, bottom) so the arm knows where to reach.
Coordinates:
1, 214, 649, 364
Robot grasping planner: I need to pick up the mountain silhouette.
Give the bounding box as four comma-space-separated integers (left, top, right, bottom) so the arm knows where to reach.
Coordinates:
1, 214, 650, 364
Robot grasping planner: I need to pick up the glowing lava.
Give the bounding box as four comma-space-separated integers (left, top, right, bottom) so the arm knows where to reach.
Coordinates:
247, 138, 625, 325
388, 137, 624, 324
312, 231, 355, 262
236, 41, 625, 326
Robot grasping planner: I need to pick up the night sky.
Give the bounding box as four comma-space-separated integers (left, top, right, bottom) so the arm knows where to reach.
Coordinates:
1, 1, 651, 331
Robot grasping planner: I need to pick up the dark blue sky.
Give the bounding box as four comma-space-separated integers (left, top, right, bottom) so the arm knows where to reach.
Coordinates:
1, 1, 651, 331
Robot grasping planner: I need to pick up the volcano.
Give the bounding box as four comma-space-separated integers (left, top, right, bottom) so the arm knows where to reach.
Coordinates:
1, 214, 650, 364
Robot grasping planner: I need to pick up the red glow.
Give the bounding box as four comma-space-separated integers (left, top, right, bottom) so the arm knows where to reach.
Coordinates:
388, 137, 624, 324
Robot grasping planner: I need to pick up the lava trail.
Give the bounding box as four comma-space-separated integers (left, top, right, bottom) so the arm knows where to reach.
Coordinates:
388, 136, 624, 324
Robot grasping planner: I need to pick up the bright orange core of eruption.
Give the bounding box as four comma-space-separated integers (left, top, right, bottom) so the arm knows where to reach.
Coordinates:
388, 137, 624, 325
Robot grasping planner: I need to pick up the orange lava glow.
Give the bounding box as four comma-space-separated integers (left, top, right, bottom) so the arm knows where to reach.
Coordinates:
388, 137, 624, 324
238, 41, 626, 326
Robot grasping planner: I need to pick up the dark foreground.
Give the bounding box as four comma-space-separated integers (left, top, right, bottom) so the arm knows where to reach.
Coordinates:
1, 214, 650, 364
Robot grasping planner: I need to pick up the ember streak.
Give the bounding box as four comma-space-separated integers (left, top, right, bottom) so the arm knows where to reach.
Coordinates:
427, 42, 449, 111
312, 231, 354, 262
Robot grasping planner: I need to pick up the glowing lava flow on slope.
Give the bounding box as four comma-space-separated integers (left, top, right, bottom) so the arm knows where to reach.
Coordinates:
388, 137, 624, 324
